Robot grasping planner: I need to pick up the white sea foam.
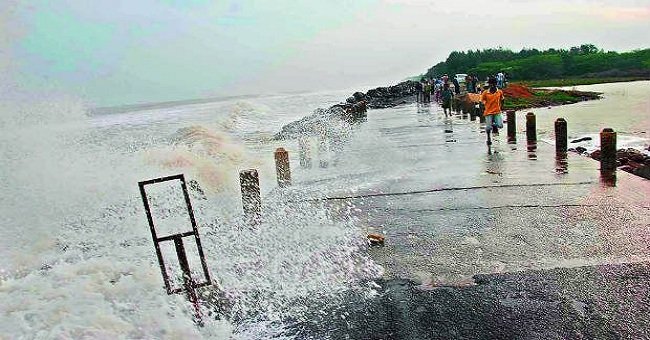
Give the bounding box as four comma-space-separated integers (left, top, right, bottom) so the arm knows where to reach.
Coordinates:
0, 88, 381, 338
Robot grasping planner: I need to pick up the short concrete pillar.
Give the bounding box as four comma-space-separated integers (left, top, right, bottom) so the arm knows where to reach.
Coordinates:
318, 135, 329, 168
298, 137, 311, 168
239, 169, 261, 225
274, 147, 291, 188
600, 128, 617, 172
555, 118, 568, 154
506, 110, 516, 142
526, 112, 536, 142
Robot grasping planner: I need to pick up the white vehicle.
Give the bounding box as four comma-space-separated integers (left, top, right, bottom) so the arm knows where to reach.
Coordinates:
454, 73, 468, 84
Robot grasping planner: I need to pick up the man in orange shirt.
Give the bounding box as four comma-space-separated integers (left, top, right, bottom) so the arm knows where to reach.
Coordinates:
480, 77, 505, 147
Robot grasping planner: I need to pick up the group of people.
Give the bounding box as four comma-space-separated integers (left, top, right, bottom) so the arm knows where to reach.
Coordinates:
415, 72, 507, 150
414, 75, 456, 117
463, 74, 481, 93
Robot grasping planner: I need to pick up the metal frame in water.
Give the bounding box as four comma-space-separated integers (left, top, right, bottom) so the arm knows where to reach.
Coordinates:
138, 174, 211, 322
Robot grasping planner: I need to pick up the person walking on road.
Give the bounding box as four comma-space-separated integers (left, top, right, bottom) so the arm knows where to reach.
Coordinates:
472, 75, 479, 93
496, 71, 505, 89
480, 76, 505, 148
436, 78, 444, 103
441, 83, 454, 117
423, 80, 432, 103
452, 77, 461, 95
465, 75, 474, 93
415, 78, 424, 103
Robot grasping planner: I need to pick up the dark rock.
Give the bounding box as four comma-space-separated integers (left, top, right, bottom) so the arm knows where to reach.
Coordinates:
575, 146, 587, 154
620, 165, 635, 173
633, 165, 650, 179
352, 91, 367, 102
570, 137, 592, 143
365, 81, 418, 109
590, 150, 601, 160
616, 148, 647, 163
346, 96, 356, 104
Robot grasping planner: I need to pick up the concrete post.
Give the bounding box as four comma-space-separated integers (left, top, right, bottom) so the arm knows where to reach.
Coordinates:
526, 112, 536, 142
298, 137, 311, 168
274, 147, 291, 188
600, 128, 617, 172
506, 110, 516, 143
239, 169, 261, 225
318, 135, 329, 168
555, 118, 568, 154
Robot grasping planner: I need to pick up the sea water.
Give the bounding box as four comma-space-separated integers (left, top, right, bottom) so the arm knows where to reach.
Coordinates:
0, 88, 381, 338
1, 81, 648, 338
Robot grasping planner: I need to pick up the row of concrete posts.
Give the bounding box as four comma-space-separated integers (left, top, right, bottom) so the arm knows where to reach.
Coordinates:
138, 110, 620, 325
240, 111, 619, 222
507, 110, 617, 179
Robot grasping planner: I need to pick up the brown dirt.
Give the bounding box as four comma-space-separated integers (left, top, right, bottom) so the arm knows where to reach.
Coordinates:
503, 84, 534, 98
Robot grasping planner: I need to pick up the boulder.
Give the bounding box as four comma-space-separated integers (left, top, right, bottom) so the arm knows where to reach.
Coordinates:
615, 148, 647, 163
367, 233, 385, 246
352, 91, 367, 102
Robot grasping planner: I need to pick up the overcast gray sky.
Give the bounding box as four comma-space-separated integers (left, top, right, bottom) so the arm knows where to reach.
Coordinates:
3, 0, 650, 106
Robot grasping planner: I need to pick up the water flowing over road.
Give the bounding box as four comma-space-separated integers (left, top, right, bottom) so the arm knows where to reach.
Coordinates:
1, 81, 648, 338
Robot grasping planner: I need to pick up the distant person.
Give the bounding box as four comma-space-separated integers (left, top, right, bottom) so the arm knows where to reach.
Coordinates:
434, 79, 442, 103
424, 80, 432, 103
441, 83, 454, 117
496, 71, 505, 89
472, 75, 479, 93
415, 79, 424, 102
442, 74, 449, 85
480, 76, 505, 147
465, 75, 474, 93
452, 77, 461, 95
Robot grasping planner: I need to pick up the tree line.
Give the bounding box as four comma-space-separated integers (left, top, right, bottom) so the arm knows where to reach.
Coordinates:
424, 44, 650, 80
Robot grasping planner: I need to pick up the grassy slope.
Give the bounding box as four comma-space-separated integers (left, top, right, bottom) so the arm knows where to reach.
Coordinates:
514, 76, 650, 88
503, 86, 601, 111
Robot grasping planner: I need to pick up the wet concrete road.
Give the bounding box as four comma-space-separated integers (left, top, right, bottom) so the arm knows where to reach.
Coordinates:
290, 262, 650, 339
281, 102, 650, 338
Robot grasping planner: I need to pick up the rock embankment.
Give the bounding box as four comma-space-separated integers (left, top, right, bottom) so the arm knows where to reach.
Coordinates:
275, 80, 418, 139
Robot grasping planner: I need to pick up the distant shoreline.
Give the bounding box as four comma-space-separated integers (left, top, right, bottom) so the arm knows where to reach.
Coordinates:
89, 93, 266, 116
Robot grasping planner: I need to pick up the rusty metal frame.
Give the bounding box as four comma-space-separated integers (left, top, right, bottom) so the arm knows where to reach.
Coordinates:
138, 174, 211, 294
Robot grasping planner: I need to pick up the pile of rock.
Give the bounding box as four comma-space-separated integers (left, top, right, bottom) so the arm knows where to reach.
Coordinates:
589, 148, 650, 179
363, 81, 418, 109
275, 81, 418, 140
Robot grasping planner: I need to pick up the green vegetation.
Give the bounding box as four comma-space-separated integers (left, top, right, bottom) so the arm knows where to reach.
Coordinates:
513, 76, 650, 88
425, 44, 650, 82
